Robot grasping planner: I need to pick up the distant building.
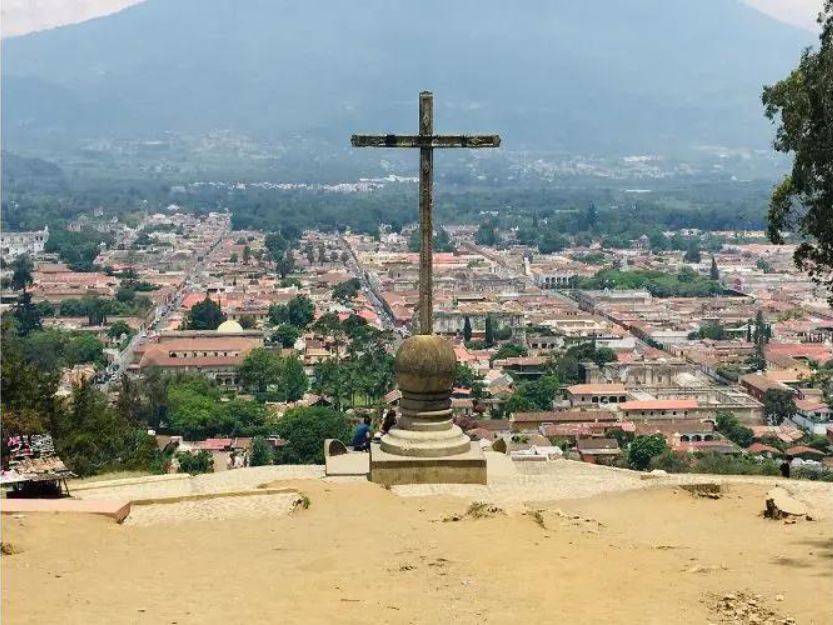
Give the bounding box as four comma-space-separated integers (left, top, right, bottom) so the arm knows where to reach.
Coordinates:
793, 398, 833, 436
1, 226, 49, 259
136, 328, 262, 387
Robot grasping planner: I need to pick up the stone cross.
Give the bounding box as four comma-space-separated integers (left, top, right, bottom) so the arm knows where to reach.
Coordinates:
352, 91, 501, 334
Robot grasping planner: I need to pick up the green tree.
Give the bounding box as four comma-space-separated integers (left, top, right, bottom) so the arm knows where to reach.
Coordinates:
82, 295, 109, 326
287, 295, 314, 328
268, 303, 289, 326
462, 316, 472, 342
505, 392, 534, 414
763, 4, 833, 302
1, 318, 61, 433
453, 363, 484, 398
239, 348, 282, 394
715, 411, 754, 448
36, 300, 55, 318
229, 252, 239, 263
54, 383, 156, 477
273, 407, 351, 464
12, 290, 42, 337
176, 450, 214, 474
10, 254, 34, 291
492, 343, 528, 361
332, 278, 361, 304
279, 356, 309, 402
116, 286, 136, 303
275, 251, 295, 279
312, 358, 349, 410
167, 389, 222, 439
756, 258, 773, 274
218, 399, 269, 434
539, 230, 569, 254
524, 375, 560, 410
238, 314, 257, 329
474, 221, 498, 247
683, 241, 702, 263
304, 243, 315, 264
273, 323, 300, 348
64, 334, 104, 366
264, 231, 288, 260
710, 256, 720, 281
107, 321, 132, 341
692, 322, 727, 341
628, 434, 668, 471
249, 436, 272, 466
762, 388, 797, 425
242, 245, 251, 264
185, 296, 225, 330
648, 229, 669, 253
484, 315, 495, 347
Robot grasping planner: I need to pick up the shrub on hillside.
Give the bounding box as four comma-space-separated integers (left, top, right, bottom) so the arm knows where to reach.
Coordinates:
273, 407, 351, 465
249, 436, 273, 467
176, 450, 214, 474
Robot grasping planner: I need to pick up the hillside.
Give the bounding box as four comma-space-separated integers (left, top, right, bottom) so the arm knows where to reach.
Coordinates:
1, 0, 814, 159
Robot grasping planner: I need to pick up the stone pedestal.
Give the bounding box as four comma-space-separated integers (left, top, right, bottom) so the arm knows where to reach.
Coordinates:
370, 334, 486, 486
370, 444, 487, 486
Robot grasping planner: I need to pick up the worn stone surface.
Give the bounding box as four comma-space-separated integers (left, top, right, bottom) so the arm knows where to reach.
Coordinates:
393, 334, 456, 394
382, 334, 471, 458
764, 487, 808, 519
369, 444, 487, 486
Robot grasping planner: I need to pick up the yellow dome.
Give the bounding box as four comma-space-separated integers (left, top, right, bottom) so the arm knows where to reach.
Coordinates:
216, 319, 244, 333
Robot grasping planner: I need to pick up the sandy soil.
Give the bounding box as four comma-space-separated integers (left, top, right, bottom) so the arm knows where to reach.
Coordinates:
3, 478, 831, 625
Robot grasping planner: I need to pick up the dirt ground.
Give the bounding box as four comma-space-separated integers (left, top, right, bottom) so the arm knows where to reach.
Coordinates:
2, 480, 831, 625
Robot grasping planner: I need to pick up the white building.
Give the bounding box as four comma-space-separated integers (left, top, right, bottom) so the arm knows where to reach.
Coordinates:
1, 226, 49, 259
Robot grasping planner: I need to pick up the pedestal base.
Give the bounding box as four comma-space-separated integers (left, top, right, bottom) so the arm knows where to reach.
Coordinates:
369, 442, 487, 486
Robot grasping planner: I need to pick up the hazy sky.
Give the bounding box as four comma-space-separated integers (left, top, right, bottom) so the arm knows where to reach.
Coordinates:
0, 0, 825, 38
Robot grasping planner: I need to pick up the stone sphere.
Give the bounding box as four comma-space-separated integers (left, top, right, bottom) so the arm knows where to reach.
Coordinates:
394, 334, 457, 395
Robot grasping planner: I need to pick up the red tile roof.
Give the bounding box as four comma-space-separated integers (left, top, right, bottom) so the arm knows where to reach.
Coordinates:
512, 410, 618, 423
746, 443, 783, 456
785, 445, 825, 457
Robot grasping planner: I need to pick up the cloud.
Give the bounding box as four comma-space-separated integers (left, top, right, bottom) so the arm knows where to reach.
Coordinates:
1, 0, 826, 39
743, 0, 824, 31
1, 0, 145, 38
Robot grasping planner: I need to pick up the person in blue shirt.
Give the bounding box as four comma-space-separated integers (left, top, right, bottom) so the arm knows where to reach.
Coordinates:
352, 416, 372, 452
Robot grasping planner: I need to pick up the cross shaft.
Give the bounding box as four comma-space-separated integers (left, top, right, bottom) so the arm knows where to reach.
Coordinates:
350, 91, 501, 334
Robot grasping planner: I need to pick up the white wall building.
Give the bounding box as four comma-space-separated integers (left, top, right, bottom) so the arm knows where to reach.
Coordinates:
1, 226, 49, 259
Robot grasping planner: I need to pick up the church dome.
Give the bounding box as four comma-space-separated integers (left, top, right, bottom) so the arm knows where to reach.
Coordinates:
216, 319, 244, 333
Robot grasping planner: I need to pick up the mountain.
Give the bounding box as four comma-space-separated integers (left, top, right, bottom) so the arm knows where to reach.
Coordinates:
0, 0, 814, 161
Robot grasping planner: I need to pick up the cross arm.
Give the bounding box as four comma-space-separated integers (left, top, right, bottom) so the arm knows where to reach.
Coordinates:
351, 134, 501, 148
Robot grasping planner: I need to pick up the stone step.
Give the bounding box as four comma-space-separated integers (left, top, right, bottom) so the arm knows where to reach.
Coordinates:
1, 498, 131, 523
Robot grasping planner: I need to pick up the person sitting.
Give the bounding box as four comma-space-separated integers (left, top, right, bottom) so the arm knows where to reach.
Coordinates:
381, 409, 397, 435
352, 416, 372, 452
780, 457, 792, 479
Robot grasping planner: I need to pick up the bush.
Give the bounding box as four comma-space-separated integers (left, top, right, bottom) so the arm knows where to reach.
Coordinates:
176, 450, 214, 474
249, 436, 273, 467
273, 407, 351, 464
650, 450, 693, 473
715, 411, 754, 448
694, 453, 780, 476
791, 465, 833, 482
627, 434, 668, 470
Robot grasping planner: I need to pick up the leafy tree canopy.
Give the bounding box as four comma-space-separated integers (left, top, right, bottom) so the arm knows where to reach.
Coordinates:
763, 3, 833, 302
